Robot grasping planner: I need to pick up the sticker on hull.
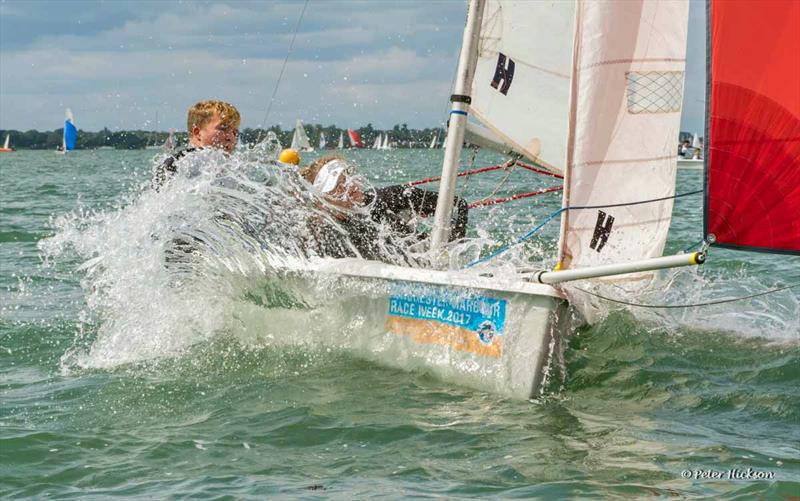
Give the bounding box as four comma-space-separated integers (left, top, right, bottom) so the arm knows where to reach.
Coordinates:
386, 287, 507, 358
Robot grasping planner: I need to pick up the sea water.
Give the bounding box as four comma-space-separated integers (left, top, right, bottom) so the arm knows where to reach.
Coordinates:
1, 148, 798, 498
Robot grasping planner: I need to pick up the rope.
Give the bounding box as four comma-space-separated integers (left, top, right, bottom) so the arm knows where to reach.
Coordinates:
513, 160, 564, 180
572, 282, 800, 309
459, 146, 480, 198
406, 164, 509, 186
468, 186, 563, 209
478, 160, 516, 202
257, 0, 309, 139
465, 189, 704, 268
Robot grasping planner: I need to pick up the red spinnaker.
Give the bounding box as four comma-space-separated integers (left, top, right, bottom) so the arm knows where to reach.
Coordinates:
705, 0, 800, 254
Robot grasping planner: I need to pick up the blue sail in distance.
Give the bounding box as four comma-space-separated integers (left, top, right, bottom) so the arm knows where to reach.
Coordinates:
64, 119, 77, 151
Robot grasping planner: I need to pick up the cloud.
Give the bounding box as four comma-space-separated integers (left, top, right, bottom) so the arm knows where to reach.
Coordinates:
0, 0, 705, 132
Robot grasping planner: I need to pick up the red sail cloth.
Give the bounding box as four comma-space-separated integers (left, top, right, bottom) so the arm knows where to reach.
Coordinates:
706, 0, 800, 254
347, 129, 364, 148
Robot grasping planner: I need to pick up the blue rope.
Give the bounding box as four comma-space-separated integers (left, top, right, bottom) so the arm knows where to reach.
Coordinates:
464, 189, 704, 269
682, 238, 705, 253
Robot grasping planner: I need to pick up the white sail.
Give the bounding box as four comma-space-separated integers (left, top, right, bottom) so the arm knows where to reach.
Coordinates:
337, 132, 344, 149
291, 119, 313, 151
382, 134, 391, 150
319, 131, 326, 149
429, 133, 437, 149
557, 0, 690, 272
3, 134, 8, 149
373, 133, 382, 149
163, 129, 175, 153
469, 0, 576, 174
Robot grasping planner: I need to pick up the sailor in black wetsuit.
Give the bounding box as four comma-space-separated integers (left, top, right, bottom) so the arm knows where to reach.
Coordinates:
151, 100, 240, 190
299, 157, 468, 261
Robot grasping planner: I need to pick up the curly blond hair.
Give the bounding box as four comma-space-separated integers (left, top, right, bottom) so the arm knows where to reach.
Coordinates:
186, 100, 240, 133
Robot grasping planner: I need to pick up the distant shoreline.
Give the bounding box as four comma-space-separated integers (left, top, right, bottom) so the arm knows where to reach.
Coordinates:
0, 124, 446, 151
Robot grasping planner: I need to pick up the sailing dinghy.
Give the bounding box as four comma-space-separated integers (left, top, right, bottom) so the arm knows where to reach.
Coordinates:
0, 133, 14, 153
272, 0, 797, 398
290, 119, 314, 152
57, 109, 77, 155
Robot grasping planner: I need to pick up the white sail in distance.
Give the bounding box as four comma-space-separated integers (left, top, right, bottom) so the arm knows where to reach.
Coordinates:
291, 119, 313, 151
429, 134, 437, 149
319, 131, 326, 149
373, 133, 382, 149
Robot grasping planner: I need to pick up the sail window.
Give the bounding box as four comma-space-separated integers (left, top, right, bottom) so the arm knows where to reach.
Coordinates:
625, 71, 684, 114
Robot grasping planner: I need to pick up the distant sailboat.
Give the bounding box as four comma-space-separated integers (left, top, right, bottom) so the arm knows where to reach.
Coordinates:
429, 133, 438, 149
372, 133, 382, 149
290, 119, 314, 152
0, 133, 14, 153
382, 134, 391, 150
347, 128, 364, 148
57, 109, 77, 155
163, 129, 175, 153
319, 131, 326, 150
337, 131, 344, 149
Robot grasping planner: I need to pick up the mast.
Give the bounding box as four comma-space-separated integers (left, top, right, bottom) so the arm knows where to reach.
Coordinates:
430, 0, 486, 250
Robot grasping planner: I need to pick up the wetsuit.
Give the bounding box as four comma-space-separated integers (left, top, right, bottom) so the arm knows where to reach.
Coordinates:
365, 185, 469, 240
151, 146, 198, 190
309, 185, 469, 262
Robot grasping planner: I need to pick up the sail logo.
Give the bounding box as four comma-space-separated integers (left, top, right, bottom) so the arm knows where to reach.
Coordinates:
590, 210, 614, 252
490, 53, 515, 95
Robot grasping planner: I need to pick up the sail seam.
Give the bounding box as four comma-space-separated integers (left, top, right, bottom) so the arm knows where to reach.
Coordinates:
581, 57, 686, 70
572, 154, 677, 167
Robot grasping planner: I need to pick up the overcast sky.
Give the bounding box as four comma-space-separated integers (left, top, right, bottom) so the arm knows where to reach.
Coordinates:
0, 0, 706, 132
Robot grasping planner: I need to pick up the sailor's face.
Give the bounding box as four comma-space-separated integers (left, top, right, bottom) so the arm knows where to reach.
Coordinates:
327, 174, 364, 209
193, 115, 238, 154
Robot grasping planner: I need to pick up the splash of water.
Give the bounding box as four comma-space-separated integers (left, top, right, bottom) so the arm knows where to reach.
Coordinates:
39, 138, 438, 370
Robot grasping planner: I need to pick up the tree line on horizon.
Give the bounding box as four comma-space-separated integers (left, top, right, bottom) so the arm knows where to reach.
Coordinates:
0, 123, 446, 150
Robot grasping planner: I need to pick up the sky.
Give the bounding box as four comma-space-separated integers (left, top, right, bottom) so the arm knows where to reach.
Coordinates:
0, 0, 706, 132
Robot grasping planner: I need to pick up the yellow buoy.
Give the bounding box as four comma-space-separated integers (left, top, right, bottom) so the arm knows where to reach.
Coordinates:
279, 148, 301, 165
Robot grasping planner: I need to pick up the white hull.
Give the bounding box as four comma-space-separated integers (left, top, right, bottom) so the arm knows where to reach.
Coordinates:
266, 258, 570, 399
677, 158, 703, 170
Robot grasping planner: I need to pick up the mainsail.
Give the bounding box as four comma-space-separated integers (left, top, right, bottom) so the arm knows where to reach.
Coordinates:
429, 133, 437, 149
319, 131, 326, 149
705, 0, 800, 254
337, 132, 344, 149
290, 119, 313, 151
470, 0, 576, 175
64, 109, 77, 151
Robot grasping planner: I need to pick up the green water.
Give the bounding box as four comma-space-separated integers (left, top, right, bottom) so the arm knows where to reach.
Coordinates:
1, 149, 798, 499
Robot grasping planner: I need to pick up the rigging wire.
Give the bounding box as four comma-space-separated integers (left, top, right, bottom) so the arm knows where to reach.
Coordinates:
257, 0, 310, 140
571, 282, 800, 309
465, 189, 704, 268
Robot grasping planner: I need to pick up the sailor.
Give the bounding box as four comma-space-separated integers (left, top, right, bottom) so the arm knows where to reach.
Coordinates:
299, 156, 468, 259
151, 100, 240, 190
